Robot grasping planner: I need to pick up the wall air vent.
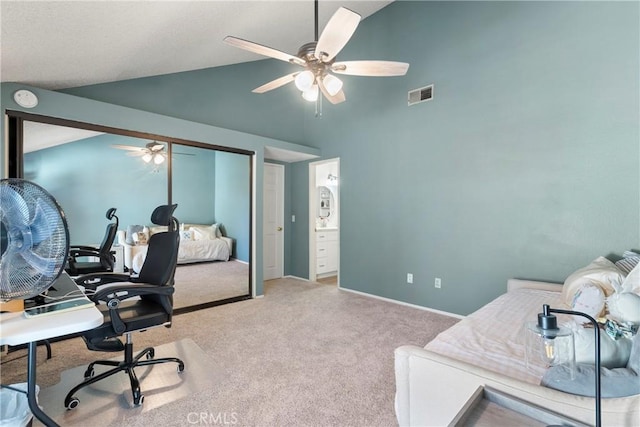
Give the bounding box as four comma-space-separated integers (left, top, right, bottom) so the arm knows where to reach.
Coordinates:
408, 84, 433, 106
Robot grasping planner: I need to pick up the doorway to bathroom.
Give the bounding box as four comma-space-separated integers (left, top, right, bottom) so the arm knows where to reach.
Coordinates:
309, 158, 340, 285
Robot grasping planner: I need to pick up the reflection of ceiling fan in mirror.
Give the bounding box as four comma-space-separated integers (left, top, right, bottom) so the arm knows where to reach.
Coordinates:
112, 142, 193, 165
223, 0, 409, 106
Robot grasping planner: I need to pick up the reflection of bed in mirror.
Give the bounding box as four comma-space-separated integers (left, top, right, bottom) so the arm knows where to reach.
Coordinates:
15, 115, 252, 311
117, 224, 234, 272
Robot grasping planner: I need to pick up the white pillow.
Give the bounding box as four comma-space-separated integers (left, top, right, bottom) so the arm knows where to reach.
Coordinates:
190, 226, 216, 241
179, 230, 194, 241
562, 257, 625, 307
608, 293, 640, 324
212, 223, 223, 238
570, 323, 632, 369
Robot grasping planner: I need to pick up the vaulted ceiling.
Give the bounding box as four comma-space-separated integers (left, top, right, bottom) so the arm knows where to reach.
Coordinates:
1, 1, 392, 90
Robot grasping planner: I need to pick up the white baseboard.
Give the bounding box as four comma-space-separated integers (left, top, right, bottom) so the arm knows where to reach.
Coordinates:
284, 275, 311, 282
338, 286, 465, 320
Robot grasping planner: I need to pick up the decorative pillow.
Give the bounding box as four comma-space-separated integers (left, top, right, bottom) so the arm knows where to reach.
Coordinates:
133, 231, 148, 245
212, 223, 223, 238
190, 225, 216, 241
622, 262, 640, 295
179, 230, 194, 241
562, 257, 625, 307
126, 225, 143, 245
570, 284, 606, 319
616, 250, 640, 275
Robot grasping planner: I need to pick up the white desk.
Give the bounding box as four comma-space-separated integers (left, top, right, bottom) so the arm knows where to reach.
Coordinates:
0, 273, 102, 427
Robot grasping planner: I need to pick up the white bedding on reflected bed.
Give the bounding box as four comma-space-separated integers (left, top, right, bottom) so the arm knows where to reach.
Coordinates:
178, 238, 229, 264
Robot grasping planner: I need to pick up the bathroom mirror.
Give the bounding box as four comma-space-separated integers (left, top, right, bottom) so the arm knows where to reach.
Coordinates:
317, 186, 332, 220
8, 112, 253, 313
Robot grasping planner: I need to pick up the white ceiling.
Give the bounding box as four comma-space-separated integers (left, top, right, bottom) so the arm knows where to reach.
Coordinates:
1, 0, 393, 90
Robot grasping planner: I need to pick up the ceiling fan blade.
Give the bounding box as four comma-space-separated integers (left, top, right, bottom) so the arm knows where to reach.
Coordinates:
315, 7, 361, 62
224, 36, 306, 66
318, 78, 346, 105
252, 73, 298, 94
111, 144, 144, 152
173, 152, 196, 156
332, 60, 410, 77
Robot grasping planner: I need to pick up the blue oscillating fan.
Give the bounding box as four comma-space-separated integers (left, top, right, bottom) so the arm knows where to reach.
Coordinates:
0, 178, 69, 301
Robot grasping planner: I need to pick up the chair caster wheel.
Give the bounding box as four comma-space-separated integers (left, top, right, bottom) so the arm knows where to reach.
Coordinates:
178, 362, 185, 372
66, 397, 80, 410
134, 393, 144, 406
84, 368, 94, 379
146, 348, 155, 359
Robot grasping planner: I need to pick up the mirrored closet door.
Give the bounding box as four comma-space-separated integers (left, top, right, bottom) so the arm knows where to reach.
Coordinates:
9, 112, 253, 312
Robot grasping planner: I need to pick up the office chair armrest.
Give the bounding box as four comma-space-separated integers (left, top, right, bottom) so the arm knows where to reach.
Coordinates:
92, 284, 175, 334
69, 245, 99, 252
74, 272, 132, 290
91, 284, 174, 304
68, 247, 100, 258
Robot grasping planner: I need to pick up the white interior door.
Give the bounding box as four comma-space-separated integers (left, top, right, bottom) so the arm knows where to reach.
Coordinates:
263, 163, 284, 280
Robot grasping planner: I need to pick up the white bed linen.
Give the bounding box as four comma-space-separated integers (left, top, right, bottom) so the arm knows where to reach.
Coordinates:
425, 288, 566, 384
178, 238, 229, 264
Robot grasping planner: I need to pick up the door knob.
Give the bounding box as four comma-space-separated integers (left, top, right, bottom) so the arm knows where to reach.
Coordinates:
277, 227, 283, 231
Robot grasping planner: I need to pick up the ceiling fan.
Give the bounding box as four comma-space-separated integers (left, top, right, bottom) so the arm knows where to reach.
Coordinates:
112, 142, 193, 165
223, 0, 409, 105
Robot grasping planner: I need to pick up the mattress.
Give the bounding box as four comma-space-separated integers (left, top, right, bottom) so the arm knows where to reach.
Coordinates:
425, 288, 566, 384
178, 238, 229, 263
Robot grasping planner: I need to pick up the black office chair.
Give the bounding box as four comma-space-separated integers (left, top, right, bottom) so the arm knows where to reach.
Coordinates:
66, 207, 119, 276
64, 204, 184, 409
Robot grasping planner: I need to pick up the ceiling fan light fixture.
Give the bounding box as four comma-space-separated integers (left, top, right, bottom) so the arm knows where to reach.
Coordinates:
142, 153, 153, 163
302, 85, 319, 102
323, 74, 343, 96
295, 70, 315, 91
153, 153, 165, 165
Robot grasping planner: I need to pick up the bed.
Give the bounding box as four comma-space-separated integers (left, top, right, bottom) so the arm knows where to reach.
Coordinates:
394, 279, 640, 426
116, 223, 233, 272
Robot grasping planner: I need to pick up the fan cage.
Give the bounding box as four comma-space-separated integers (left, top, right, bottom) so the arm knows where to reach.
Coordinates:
0, 179, 69, 300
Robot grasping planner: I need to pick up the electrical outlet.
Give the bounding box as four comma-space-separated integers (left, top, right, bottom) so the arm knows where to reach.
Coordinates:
407, 273, 413, 284
292, 215, 296, 222
434, 278, 442, 289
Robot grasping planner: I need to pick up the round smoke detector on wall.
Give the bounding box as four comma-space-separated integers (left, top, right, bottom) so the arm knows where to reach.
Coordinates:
13, 89, 38, 108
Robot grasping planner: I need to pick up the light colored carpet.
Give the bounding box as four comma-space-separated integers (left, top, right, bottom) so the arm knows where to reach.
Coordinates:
36, 339, 218, 426
1, 277, 459, 426
173, 260, 249, 309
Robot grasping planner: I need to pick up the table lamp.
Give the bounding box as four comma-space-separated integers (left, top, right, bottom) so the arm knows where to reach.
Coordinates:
525, 304, 601, 427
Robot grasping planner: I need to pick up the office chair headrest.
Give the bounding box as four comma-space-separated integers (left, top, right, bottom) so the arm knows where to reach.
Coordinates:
151, 204, 178, 226
106, 207, 117, 220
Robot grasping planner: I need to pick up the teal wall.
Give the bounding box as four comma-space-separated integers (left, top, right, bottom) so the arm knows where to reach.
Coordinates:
298, 0, 639, 314
24, 133, 168, 244
3, 1, 638, 315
